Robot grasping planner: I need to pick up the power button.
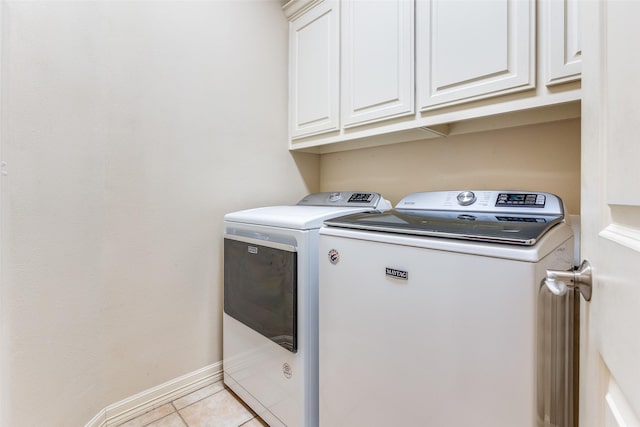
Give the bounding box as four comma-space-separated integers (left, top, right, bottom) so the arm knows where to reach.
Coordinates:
457, 191, 476, 206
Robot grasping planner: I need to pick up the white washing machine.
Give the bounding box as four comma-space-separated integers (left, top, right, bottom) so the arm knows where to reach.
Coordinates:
223, 192, 391, 427
319, 190, 578, 427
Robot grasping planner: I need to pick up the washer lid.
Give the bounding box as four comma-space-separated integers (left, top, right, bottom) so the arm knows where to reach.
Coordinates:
323, 190, 567, 246
324, 209, 564, 245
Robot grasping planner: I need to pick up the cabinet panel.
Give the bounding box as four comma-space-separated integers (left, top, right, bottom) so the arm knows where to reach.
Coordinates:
289, 0, 339, 139
546, 0, 581, 85
341, 0, 414, 127
417, 0, 535, 110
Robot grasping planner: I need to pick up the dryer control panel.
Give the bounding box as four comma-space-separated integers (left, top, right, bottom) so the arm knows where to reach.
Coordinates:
298, 192, 391, 209
495, 193, 547, 208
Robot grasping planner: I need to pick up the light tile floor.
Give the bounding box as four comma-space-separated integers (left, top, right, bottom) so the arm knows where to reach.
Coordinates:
117, 381, 268, 427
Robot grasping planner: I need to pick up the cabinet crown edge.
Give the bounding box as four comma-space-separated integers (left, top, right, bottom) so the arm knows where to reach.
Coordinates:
282, 0, 325, 20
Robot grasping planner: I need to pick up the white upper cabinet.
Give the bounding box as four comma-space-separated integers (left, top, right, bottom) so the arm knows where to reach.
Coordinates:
284, 0, 580, 153
416, 0, 535, 110
544, 0, 581, 85
289, 0, 340, 139
341, 0, 414, 127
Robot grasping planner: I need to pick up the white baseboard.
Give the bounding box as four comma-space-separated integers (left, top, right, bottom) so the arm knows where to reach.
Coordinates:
85, 362, 223, 427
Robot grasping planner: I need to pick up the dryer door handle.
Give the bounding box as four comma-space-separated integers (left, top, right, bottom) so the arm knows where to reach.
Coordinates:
544, 260, 593, 301
224, 233, 297, 253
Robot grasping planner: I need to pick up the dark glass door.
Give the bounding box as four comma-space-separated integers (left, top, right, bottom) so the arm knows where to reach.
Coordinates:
224, 235, 298, 353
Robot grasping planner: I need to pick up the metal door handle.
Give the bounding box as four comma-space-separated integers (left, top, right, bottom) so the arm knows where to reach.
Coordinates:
544, 260, 593, 301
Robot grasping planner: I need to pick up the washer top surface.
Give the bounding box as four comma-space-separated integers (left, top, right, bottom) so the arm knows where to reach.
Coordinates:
323, 190, 567, 246
224, 191, 391, 230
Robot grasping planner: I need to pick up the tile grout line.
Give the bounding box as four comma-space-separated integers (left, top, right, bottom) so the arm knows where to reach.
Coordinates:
124, 382, 261, 427
238, 416, 261, 427
226, 388, 263, 425
172, 402, 191, 427
138, 404, 177, 427
121, 383, 220, 427
173, 381, 227, 412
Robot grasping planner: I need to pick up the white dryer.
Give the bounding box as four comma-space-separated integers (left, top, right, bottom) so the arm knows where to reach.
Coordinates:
223, 192, 391, 427
319, 190, 578, 427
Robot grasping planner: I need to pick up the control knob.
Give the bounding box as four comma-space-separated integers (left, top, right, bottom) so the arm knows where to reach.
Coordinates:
457, 191, 476, 206
328, 192, 342, 202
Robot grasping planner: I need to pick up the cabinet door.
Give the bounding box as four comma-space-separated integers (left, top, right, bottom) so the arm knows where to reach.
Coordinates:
289, 0, 339, 139
341, 0, 414, 128
416, 0, 535, 111
545, 0, 581, 85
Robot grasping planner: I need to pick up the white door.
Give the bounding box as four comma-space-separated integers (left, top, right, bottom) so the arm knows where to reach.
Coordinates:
580, 1, 640, 426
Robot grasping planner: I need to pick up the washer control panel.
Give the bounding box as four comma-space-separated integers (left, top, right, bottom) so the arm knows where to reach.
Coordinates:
396, 190, 563, 215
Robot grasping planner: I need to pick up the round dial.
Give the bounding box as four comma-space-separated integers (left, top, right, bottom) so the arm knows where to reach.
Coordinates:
328, 192, 342, 202
456, 191, 476, 206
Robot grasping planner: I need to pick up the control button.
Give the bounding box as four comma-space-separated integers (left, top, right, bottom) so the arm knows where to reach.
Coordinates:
457, 191, 476, 206
328, 192, 342, 202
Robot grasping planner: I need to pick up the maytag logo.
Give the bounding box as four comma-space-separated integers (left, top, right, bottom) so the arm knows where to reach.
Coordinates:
386, 268, 408, 280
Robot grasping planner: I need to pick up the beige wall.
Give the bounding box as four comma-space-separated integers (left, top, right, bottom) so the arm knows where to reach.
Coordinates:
0, 1, 580, 424
320, 118, 581, 215
0, 1, 318, 425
